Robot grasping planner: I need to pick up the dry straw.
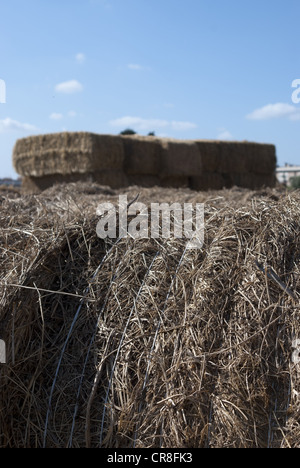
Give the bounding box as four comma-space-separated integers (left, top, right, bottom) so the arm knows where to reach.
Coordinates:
13, 132, 124, 177
13, 133, 276, 193
0, 181, 299, 448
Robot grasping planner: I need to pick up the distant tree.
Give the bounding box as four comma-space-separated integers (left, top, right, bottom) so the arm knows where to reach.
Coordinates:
147, 131, 155, 136
119, 128, 137, 135
290, 175, 300, 189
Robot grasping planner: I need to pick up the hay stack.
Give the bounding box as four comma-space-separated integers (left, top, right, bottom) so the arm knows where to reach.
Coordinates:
191, 140, 277, 190
121, 134, 162, 175
13, 132, 124, 176
1, 182, 300, 448
160, 139, 202, 177
21, 171, 129, 193
195, 140, 276, 174
122, 135, 201, 189
13, 132, 277, 193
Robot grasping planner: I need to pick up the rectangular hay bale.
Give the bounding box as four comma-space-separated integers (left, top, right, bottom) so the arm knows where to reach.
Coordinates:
121, 135, 162, 175
194, 140, 221, 172
161, 140, 202, 177
195, 140, 276, 175
127, 174, 160, 187
13, 132, 124, 177
190, 172, 226, 191
93, 170, 128, 189
21, 170, 128, 194
160, 175, 189, 188
230, 172, 277, 189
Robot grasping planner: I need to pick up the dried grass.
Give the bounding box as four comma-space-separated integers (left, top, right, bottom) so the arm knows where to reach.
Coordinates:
13, 132, 124, 177
121, 135, 162, 176
13, 133, 276, 193
160, 140, 202, 177
195, 140, 276, 175
22, 171, 129, 193
0, 181, 299, 448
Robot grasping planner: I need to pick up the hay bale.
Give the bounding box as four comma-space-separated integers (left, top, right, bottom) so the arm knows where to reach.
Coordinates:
22, 171, 128, 194
161, 140, 202, 177
13, 132, 124, 177
190, 171, 277, 191
190, 172, 226, 191
218, 142, 250, 173
93, 170, 128, 189
246, 144, 277, 174
21, 174, 92, 194
121, 135, 162, 175
231, 172, 277, 189
127, 174, 161, 187
13, 133, 276, 193
160, 175, 189, 188
195, 140, 276, 175
1, 185, 300, 448
194, 140, 221, 172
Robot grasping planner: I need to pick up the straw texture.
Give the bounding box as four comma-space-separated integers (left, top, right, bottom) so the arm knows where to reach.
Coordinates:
13, 133, 276, 193
13, 132, 124, 177
1, 182, 300, 448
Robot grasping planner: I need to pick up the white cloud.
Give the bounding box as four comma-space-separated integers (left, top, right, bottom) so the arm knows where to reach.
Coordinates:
55, 80, 83, 94
163, 102, 175, 109
171, 120, 197, 131
76, 53, 86, 64
246, 102, 300, 120
127, 64, 143, 71
49, 112, 63, 120
127, 64, 151, 72
109, 116, 197, 132
217, 129, 234, 140
0, 117, 38, 133
110, 116, 168, 130
289, 112, 300, 121
68, 110, 77, 117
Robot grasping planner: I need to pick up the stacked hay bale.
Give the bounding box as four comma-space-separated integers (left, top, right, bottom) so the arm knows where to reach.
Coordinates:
122, 134, 202, 188
192, 140, 277, 190
12, 132, 276, 193
13, 132, 128, 192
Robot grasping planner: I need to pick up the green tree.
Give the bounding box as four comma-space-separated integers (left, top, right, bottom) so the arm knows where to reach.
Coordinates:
119, 128, 137, 135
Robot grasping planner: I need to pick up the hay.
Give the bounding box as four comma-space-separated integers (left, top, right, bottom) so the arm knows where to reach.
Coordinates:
190, 172, 277, 191
246, 144, 277, 174
22, 171, 129, 194
13, 132, 124, 177
1, 181, 300, 448
160, 176, 189, 188
127, 175, 161, 188
230, 172, 277, 190
121, 135, 162, 175
195, 140, 276, 175
190, 173, 226, 191
161, 140, 202, 177
13, 133, 277, 192
92, 170, 128, 189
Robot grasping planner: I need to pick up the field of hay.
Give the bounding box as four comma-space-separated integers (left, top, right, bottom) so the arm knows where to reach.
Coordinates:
1, 181, 300, 448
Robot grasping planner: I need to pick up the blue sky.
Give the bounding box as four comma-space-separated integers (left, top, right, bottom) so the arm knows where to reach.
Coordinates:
0, 0, 300, 178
